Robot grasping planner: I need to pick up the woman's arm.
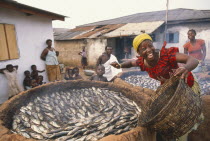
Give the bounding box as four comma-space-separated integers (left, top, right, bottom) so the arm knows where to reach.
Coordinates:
56, 51, 59, 57
41, 48, 48, 61
174, 52, 199, 79
111, 59, 138, 69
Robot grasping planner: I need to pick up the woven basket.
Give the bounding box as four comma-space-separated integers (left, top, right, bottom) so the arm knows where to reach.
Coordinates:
139, 76, 202, 139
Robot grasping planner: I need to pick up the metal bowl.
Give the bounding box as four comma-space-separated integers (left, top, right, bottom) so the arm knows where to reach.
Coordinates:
84, 70, 95, 76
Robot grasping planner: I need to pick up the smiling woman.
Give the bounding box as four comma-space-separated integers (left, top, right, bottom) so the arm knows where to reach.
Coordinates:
111, 33, 199, 87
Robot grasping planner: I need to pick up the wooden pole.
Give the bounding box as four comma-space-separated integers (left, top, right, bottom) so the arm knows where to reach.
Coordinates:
164, 0, 169, 41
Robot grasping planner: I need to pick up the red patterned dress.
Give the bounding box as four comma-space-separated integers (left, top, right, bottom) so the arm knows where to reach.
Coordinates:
136, 46, 194, 87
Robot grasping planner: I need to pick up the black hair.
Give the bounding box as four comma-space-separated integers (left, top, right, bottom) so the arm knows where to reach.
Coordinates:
6, 64, 13, 69
67, 68, 73, 73
24, 70, 30, 75
72, 67, 79, 72
31, 65, 36, 69
105, 46, 113, 50
188, 29, 196, 35
46, 39, 52, 44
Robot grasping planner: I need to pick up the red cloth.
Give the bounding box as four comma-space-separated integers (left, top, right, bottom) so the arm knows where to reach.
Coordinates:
183, 39, 205, 60
136, 47, 194, 87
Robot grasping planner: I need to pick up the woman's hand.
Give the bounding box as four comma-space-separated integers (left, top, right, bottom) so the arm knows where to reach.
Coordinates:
110, 61, 121, 69
157, 76, 167, 84
173, 67, 189, 83
157, 72, 173, 84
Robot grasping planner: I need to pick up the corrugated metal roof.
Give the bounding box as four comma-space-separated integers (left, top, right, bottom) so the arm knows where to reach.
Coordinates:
53, 28, 71, 36
54, 31, 85, 40
80, 8, 210, 27
55, 24, 125, 40
54, 8, 210, 40
54, 26, 96, 40
103, 21, 164, 38
73, 24, 125, 39
70, 26, 97, 32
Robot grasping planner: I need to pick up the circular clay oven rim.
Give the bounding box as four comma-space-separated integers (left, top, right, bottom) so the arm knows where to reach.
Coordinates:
0, 80, 149, 141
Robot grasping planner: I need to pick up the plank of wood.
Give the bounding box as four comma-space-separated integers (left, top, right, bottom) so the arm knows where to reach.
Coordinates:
5, 24, 19, 60
0, 24, 9, 61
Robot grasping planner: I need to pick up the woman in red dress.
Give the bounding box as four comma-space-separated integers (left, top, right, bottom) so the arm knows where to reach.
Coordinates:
111, 33, 199, 88
111, 33, 202, 141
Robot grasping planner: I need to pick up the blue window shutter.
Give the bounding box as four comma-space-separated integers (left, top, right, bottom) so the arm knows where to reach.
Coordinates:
166, 33, 169, 42
174, 32, 179, 43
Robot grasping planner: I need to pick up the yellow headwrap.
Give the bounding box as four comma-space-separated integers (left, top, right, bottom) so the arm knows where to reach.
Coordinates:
133, 33, 153, 52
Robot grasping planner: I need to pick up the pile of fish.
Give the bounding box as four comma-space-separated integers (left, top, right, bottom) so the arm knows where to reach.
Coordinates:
124, 75, 160, 90
198, 79, 210, 95
124, 74, 210, 95
12, 87, 141, 141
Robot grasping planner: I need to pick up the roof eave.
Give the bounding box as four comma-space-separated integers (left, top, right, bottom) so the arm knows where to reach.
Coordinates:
0, 1, 66, 21
168, 18, 210, 25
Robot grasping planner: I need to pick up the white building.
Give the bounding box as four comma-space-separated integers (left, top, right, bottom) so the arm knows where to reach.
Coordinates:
0, 0, 65, 104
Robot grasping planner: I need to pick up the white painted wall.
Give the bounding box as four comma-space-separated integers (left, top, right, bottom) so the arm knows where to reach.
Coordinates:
87, 38, 107, 66
0, 8, 54, 104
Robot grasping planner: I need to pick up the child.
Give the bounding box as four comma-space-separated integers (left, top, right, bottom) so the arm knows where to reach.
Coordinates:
64, 68, 74, 80
31, 79, 38, 88
36, 75, 46, 85
78, 46, 88, 69
23, 70, 32, 90
31, 65, 45, 79
0, 64, 23, 99
90, 65, 108, 82
72, 67, 83, 80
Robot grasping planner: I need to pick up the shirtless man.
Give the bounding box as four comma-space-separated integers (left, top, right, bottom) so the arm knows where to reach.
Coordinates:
96, 46, 122, 81
96, 46, 113, 66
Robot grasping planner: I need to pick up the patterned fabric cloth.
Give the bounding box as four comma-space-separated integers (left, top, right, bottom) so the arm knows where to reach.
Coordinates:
183, 39, 205, 60
46, 65, 61, 82
136, 46, 194, 87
